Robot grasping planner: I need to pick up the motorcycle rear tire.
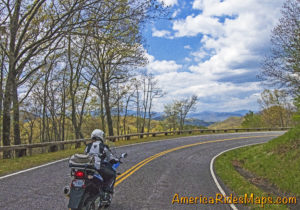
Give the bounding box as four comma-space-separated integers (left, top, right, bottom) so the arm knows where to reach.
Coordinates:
85, 200, 96, 210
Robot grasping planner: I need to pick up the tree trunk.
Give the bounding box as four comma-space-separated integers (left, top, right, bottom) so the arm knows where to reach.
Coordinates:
13, 78, 23, 157
123, 95, 131, 135
2, 71, 14, 158
42, 73, 50, 143
0, 52, 4, 146
102, 80, 114, 136
28, 121, 34, 156
2, 0, 21, 158
147, 102, 152, 133
100, 93, 106, 132
60, 79, 66, 150
136, 86, 140, 133
117, 95, 120, 136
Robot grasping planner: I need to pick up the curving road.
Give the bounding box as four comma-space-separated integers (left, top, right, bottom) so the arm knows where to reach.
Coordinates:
0, 131, 284, 210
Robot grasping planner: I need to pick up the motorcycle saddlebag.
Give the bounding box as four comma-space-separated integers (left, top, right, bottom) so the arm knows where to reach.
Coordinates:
69, 154, 95, 167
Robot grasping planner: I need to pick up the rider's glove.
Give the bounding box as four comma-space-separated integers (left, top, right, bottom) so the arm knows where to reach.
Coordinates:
109, 158, 119, 164
99, 153, 106, 159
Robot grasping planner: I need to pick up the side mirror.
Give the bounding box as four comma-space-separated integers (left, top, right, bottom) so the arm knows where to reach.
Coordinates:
121, 153, 127, 158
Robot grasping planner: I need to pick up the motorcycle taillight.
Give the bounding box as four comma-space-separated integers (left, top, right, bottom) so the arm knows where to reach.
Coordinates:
74, 170, 85, 178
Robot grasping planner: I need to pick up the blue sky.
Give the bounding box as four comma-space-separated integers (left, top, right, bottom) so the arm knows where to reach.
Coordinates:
142, 0, 285, 112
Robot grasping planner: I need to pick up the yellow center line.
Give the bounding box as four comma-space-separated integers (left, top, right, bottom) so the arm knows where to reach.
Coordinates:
114, 135, 278, 187
115, 150, 168, 181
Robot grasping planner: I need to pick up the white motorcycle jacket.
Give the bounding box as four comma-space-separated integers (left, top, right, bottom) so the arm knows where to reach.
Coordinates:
84, 141, 118, 170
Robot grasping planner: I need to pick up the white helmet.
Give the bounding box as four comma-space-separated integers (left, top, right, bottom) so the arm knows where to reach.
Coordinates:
91, 129, 105, 142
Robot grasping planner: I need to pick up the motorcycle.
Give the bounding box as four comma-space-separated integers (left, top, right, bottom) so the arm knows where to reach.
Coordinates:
64, 142, 127, 210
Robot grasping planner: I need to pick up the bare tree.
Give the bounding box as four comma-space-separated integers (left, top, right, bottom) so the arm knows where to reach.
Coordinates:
175, 95, 198, 131
146, 75, 164, 133
163, 103, 179, 131
139, 73, 164, 134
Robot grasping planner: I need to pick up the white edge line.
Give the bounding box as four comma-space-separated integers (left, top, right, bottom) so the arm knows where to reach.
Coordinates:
0, 158, 69, 180
210, 142, 266, 210
0, 131, 278, 180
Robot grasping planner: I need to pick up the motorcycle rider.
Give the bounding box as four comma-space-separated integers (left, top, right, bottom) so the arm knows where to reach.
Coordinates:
84, 129, 119, 194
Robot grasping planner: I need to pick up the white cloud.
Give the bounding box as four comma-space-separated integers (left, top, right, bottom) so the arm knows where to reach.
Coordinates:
152, 27, 172, 38
171, 0, 285, 80
184, 57, 192, 62
158, 0, 178, 7
146, 54, 182, 74
172, 9, 181, 18
174, 0, 283, 38
173, 14, 224, 37
151, 70, 261, 112
184, 45, 191, 50
148, 0, 285, 112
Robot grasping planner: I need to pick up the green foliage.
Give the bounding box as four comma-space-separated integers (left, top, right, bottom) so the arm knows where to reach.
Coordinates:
256, 89, 295, 128
260, 0, 300, 94
216, 127, 300, 210
292, 96, 300, 125
242, 111, 264, 128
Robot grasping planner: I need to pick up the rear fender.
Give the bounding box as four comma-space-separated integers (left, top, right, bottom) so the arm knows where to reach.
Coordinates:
68, 187, 86, 209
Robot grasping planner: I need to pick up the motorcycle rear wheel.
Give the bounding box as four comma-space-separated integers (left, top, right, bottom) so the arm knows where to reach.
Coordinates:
85, 200, 96, 210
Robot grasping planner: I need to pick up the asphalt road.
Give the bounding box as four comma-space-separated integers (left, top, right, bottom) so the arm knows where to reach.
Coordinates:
0, 131, 284, 210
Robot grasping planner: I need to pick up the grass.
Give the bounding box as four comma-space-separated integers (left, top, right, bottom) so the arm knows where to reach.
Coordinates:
0, 131, 211, 177
215, 127, 300, 209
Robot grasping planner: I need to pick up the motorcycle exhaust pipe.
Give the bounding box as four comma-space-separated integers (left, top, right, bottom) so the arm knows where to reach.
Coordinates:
63, 186, 71, 197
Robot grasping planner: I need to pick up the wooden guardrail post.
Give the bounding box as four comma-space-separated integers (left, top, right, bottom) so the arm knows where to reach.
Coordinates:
49, 145, 58, 152
15, 148, 27, 157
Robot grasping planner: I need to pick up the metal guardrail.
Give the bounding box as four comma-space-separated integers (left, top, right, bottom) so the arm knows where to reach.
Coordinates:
0, 127, 290, 154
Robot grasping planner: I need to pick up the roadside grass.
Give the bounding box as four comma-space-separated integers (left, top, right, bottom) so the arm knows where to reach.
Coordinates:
215, 127, 300, 209
0, 131, 212, 177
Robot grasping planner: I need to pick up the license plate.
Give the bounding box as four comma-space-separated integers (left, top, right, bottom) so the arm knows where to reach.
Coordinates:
72, 179, 85, 187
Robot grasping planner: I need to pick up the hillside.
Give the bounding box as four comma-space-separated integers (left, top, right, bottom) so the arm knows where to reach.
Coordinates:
129, 110, 249, 122
187, 110, 249, 122
215, 127, 300, 209
184, 118, 214, 127
208, 116, 244, 129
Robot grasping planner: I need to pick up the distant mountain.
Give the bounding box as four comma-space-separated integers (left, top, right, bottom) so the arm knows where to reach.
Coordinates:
187, 110, 249, 122
184, 118, 215, 127
108, 109, 250, 127
208, 116, 244, 129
